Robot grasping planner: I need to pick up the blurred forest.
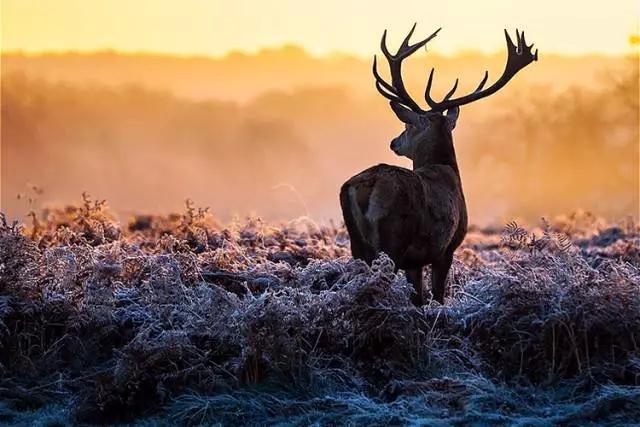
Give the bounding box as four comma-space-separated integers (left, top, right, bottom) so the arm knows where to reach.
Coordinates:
1, 47, 638, 223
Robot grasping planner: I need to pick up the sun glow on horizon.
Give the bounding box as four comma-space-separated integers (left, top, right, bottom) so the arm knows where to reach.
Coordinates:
2, 0, 638, 58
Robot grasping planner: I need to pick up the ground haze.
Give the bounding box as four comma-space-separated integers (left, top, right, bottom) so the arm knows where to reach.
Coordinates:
2, 48, 637, 224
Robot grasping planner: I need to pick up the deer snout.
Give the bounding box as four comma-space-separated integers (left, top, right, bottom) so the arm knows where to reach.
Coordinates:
390, 138, 401, 154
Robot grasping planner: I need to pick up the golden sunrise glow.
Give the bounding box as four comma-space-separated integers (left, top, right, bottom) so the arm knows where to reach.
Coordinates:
2, 0, 638, 56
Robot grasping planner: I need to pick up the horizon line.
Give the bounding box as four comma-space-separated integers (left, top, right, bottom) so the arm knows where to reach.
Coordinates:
2, 44, 636, 61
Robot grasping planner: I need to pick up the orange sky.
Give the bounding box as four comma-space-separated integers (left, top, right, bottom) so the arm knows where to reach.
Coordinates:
2, 0, 638, 57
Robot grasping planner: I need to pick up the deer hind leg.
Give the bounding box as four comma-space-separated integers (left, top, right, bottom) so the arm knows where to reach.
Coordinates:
405, 267, 424, 306
431, 252, 453, 304
340, 185, 376, 263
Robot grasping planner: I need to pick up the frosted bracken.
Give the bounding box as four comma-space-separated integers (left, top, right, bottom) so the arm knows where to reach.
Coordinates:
0, 198, 638, 425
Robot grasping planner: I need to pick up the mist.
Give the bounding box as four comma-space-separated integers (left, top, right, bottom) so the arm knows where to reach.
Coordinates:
2, 47, 638, 224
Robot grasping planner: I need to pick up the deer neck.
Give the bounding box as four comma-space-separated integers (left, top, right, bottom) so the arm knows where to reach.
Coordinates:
412, 131, 459, 175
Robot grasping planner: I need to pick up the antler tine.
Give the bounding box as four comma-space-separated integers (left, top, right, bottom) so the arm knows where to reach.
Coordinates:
372, 56, 396, 96
425, 71, 460, 107
373, 54, 415, 109
474, 71, 489, 92
382, 24, 440, 59
424, 68, 437, 109
505, 29, 517, 52
518, 30, 538, 59
374, 25, 441, 113
425, 68, 461, 108
422, 29, 538, 112
399, 23, 418, 51
396, 25, 441, 59
380, 30, 392, 60
443, 78, 459, 101
374, 81, 403, 104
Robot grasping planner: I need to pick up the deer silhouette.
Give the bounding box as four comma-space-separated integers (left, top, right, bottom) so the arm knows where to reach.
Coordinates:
340, 25, 537, 305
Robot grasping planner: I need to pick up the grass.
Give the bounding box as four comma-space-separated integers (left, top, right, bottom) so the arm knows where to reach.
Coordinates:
0, 197, 638, 425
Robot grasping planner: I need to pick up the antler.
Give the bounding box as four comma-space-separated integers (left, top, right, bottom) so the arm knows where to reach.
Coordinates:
373, 24, 441, 113
424, 29, 538, 111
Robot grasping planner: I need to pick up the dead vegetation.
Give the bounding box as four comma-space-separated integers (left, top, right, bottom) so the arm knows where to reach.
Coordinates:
0, 200, 638, 425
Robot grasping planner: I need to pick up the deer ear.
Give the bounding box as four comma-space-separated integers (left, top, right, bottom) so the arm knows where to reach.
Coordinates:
390, 102, 421, 125
445, 107, 459, 131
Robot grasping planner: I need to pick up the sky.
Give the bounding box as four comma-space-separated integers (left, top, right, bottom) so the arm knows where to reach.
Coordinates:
2, 0, 639, 57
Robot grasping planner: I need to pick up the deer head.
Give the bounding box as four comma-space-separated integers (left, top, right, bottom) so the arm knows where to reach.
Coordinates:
373, 25, 538, 166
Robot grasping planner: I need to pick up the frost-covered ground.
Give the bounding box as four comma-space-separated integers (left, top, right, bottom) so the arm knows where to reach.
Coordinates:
1, 198, 639, 426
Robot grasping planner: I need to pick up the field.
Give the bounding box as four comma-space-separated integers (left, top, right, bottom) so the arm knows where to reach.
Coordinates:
1, 197, 639, 425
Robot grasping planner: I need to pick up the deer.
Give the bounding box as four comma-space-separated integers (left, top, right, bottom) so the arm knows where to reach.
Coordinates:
340, 25, 537, 305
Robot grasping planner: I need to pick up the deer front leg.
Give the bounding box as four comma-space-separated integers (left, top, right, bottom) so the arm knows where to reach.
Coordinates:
431, 252, 453, 303
405, 267, 424, 306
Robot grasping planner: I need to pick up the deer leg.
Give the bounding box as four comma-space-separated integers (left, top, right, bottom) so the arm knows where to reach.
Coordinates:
405, 267, 424, 306
431, 252, 453, 304
348, 236, 369, 263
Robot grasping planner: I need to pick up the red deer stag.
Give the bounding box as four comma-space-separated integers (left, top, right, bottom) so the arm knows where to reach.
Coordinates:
340, 25, 537, 305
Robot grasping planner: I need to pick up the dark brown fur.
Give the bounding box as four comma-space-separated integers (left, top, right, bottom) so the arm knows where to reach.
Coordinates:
341, 26, 536, 304
340, 114, 467, 304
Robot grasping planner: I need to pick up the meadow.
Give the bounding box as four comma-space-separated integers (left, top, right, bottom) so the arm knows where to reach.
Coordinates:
1, 41, 638, 426
0, 198, 638, 425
